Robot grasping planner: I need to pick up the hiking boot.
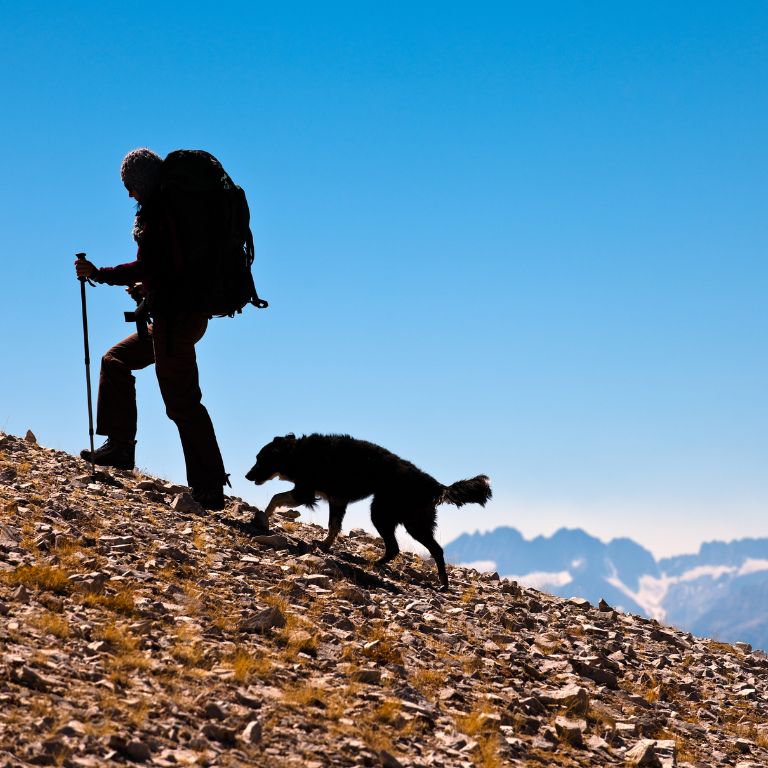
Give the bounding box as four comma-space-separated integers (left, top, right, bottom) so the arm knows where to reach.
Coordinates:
192, 486, 226, 511
80, 438, 135, 471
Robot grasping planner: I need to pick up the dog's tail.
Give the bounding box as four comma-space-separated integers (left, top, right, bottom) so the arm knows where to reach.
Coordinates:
441, 475, 492, 507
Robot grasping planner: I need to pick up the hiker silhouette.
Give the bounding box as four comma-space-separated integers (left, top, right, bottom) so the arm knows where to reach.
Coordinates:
75, 148, 228, 510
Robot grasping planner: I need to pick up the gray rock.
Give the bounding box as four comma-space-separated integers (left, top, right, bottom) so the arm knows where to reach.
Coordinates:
241, 720, 262, 744
300, 573, 333, 589
0, 466, 17, 483
249, 509, 270, 531
156, 544, 191, 562
11, 666, 55, 692
201, 722, 237, 744
349, 668, 382, 685
537, 683, 590, 715
125, 740, 151, 762
235, 688, 262, 709
69, 571, 109, 593
570, 657, 619, 689
12, 584, 30, 604
203, 702, 227, 720
625, 739, 661, 767
554, 715, 585, 747
171, 493, 203, 514
653, 739, 676, 768
251, 534, 293, 550
380, 750, 404, 768
240, 605, 287, 633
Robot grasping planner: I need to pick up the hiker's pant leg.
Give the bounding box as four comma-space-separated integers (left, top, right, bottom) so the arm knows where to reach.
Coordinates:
152, 314, 226, 489
95, 332, 155, 441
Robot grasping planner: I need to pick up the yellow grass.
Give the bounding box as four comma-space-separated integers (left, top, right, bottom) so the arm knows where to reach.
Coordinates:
78, 588, 137, 616
225, 648, 272, 681
32, 611, 71, 639
2, 564, 71, 594
456, 709, 502, 768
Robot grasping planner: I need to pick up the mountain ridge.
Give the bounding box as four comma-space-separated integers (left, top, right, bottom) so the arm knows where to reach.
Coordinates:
445, 526, 768, 650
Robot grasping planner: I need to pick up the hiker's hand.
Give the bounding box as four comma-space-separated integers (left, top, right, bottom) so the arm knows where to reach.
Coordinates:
126, 282, 146, 301
75, 258, 97, 280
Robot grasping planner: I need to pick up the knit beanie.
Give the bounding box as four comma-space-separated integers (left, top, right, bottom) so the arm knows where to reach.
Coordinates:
120, 148, 163, 200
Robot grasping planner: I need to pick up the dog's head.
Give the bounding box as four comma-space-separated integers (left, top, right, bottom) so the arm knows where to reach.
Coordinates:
245, 434, 297, 484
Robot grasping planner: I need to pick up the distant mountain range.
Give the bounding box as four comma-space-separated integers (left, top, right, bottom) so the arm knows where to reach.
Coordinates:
444, 527, 768, 650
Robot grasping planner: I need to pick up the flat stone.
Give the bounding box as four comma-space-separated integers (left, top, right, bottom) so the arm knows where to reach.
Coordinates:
240, 606, 287, 633
251, 534, 293, 550
171, 493, 203, 514
537, 683, 590, 716
570, 657, 619, 689
625, 739, 660, 767
349, 668, 382, 685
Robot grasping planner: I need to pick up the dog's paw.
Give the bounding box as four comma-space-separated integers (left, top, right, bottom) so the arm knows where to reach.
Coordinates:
313, 539, 331, 553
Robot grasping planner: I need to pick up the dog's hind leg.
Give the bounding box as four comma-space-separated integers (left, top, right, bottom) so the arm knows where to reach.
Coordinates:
370, 497, 400, 568
316, 499, 347, 552
404, 514, 449, 590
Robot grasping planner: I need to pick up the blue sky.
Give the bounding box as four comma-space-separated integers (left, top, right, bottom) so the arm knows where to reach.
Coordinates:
1, 2, 766, 557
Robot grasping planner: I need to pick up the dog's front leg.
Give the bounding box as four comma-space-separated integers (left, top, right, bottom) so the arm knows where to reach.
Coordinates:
264, 490, 302, 519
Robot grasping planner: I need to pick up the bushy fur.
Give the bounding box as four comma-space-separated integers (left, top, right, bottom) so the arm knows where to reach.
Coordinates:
246, 433, 491, 588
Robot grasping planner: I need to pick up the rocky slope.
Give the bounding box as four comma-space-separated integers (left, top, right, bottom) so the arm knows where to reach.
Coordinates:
1, 431, 767, 768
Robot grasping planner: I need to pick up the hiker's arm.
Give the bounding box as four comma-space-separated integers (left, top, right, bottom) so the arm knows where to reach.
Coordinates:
92, 260, 143, 286
74, 256, 142, 286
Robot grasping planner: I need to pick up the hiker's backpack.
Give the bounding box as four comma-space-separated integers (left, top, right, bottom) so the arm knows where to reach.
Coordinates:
159, 149, 268, 317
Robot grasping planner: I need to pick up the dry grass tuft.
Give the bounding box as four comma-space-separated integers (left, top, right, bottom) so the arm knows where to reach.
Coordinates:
32, 611, 71, 639
2, 564, 71, 595
169, 625, 205, 668
94, 621, 140, 652
78, 587, 137, 616
412, 667, 445, 697
372, 699, 404, 728
456, 709, 503, 768
357, 724, 396, 756
225, 648, 272, 681
282, 683, 327, 709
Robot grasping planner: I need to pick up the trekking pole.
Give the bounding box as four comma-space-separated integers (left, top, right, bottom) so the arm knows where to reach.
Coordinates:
76, 252, 96, 477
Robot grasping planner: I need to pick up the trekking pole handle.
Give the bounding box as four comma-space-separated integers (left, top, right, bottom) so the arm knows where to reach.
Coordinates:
75, 252, 93, 285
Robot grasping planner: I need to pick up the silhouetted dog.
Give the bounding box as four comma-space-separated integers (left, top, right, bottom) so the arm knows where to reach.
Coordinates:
245, 433, 492, 589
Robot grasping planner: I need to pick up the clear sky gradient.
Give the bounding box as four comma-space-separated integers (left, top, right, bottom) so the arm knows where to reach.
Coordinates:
1, 2, 766, 558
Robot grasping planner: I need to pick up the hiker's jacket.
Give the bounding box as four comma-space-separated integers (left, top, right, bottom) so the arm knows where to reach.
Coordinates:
95, 196, 183, 315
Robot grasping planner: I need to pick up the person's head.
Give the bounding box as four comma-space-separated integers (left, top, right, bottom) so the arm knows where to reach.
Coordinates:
120, 148, 163, 203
